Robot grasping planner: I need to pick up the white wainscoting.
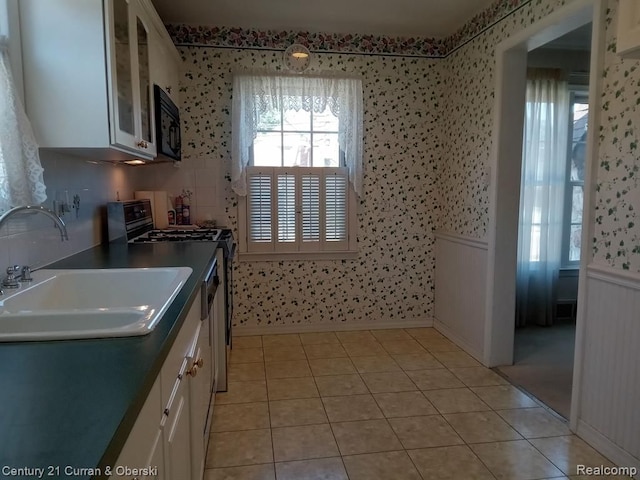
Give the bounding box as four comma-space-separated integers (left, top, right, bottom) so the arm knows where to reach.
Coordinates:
576, 264, 640, 472
434, 231, 488, 362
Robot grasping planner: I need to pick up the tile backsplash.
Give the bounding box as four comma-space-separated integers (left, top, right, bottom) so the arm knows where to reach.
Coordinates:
0, 151, 144, 271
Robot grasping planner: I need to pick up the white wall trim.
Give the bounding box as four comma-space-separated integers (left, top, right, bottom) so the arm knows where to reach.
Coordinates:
587, 263, 640, 291
433, 318, 484, 364
434, 230, 488, 251
577, 421, 640, 478
233, 318, 433, 336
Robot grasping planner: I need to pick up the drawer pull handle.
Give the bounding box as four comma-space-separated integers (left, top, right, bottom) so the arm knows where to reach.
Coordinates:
187, 358, 203, 377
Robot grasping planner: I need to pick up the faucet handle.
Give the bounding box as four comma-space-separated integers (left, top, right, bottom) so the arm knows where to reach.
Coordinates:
20, 266, 32, 282
6, 265, 20, 275
2, 265, 20, 289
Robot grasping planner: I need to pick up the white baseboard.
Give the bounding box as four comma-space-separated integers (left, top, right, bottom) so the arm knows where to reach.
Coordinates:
434, 318, 485, 365
577, 420, 640, 478
233, 318, 434, 336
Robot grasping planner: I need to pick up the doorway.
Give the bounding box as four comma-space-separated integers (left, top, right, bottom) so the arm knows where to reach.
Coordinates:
496, 25, 592, 419
484, 0, 604, 430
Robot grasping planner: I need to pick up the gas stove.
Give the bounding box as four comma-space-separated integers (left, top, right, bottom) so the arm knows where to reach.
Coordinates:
132, 228, 222, 243
107, 199, 223, 243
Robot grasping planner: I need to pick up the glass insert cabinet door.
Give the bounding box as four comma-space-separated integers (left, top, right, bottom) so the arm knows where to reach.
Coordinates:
107, 0, 156, 157
112, 0, 134, 136
137, 16, 152, 144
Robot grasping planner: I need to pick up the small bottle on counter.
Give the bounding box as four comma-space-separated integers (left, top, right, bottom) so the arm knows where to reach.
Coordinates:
175, 195, 183, 225
182, 195, 190, 225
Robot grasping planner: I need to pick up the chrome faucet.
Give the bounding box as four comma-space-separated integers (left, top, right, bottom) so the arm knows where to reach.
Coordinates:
0, 205, 69, 241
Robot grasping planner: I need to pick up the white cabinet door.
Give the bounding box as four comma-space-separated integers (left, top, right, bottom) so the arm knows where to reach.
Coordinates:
163, 359, 192, 480
111, 378, 164, 479
105, 0, 156, 157
144, 429, 165, 480
149, 30, 181, 106
617, 0, 640, 58
189, 321, 213, 480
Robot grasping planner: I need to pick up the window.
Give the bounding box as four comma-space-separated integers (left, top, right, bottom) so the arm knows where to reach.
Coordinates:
562, 91, 588, 266
232, 73, 362, 260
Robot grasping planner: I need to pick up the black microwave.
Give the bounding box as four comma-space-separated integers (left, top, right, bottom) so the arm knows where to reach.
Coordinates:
154, 85, 181, 161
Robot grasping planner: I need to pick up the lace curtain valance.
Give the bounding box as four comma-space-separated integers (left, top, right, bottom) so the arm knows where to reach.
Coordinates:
231, 73, 363, 197
0, 36, 47, 213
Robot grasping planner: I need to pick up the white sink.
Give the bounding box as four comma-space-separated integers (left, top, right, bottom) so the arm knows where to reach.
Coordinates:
0, 267, 192, 341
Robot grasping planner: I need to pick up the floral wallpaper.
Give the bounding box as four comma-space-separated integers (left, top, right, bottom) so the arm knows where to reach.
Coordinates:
438, 0, 567, 238
177, 48, 443, 326
166, 0, 533, 58
170, 0, 640, 332
168, 25, 444, 57
444, 0, 534, 53
439, 0, 640, 271
593, 1, 640, 270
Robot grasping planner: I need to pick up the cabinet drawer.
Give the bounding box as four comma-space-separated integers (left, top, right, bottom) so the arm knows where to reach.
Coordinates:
160, 292, 201, 407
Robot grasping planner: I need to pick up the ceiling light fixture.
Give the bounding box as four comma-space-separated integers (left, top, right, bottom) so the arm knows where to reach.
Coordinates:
284, 44, 311, 72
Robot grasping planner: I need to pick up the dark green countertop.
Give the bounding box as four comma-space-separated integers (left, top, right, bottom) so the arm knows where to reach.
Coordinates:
0, 242, 217, 479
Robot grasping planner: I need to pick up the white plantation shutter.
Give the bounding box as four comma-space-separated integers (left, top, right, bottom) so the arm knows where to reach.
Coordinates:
325, 172, 349, 250
277, 171, 297, 251
247, 171, 273, 252
301, 173, 320, 246
245, 166, 352, 253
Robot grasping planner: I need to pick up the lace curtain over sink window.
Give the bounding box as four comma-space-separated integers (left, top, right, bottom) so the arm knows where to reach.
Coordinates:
0, 35, 47, 213
231, 73, 363, 197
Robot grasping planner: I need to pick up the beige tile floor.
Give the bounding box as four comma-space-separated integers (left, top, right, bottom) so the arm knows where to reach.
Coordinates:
206, 328, 629, 480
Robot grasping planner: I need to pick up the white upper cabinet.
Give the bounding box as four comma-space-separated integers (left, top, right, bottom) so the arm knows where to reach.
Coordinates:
150, 28, 181, 106
106, 0, 156, 157
617, 0, 640, 58
19, 0, 180, 162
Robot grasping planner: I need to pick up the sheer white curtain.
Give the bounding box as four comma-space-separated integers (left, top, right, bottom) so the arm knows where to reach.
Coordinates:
231, 73, 363, 196
0, 36, 47, 213
516, 68, 569, 327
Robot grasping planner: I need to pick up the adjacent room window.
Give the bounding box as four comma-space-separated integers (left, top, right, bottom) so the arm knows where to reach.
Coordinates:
232, 73, 363, 259
516, 68, 570, 326
562, 91, 588, 266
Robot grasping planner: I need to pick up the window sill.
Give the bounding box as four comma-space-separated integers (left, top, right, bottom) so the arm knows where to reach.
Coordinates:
239, 250, 359, 262
560, 266, 580, 274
